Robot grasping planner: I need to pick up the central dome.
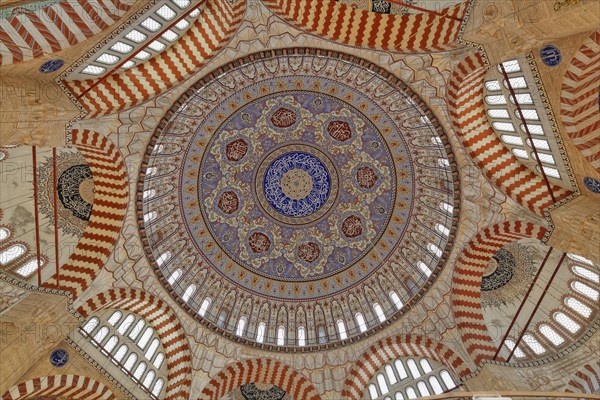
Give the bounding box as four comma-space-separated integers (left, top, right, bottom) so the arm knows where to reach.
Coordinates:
139, 49, 458, 349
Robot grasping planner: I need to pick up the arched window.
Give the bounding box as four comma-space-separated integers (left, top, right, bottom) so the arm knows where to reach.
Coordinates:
104, 335, 119, 353
439, 202, 453, 215
427, 243, 442, 258
256, 322, 266, 343
156, 251, 171, 266
419, 359, 432, 374
128, 319, 145, 341
504, 338, 525, 358
572, 281, 599, 301
108, 311, 123, 326
417, 261, 431, 277
137, 327, 154, 349
153, 353, 165, 369
406, 386, 417, 399
143, 189, 156, 199
236, 317, 247, 336
567, 253, 594, 266
417, 381, 430, 396
0, 244, 26, 265
572, 266, 599, 283
145, 338, 160, 360
0, 227, 9, 242
406, 359, 420, 378
198, 298, 211, 317
152, 379, 164, 397
217, 309, 228, 328
297, 326, 306, 346
395, 392, 404, 400
539, 324, 564, 346
554, 312, 581, 333
182, 284, 196, 302
144, 211, 157, 223
435, 224, 450, 236
123, 353, 137, 371
356, 312, 368, 332
565, 297, 592, 318
377, 373, 389, 394
373, 303, 386, 322
394, 360, 408, 380
133, 362, 146, 379
389, 291, 403, 310
93, 326, 109, 344
317, 325, 327, 344
440, 370, 457, 389
385, 364, 397, 385
15, 257, 45, 278
277, 325, 285, 346
167, 269, 182, 285
429, 376, 444, 394
368, 383, 378, 400
114, 344, 128, 362
143, 370, 155, 388
146, 167, 158, 176
83, 317, 100, 334
522, 334, 545, 354
337, 319, 348, 340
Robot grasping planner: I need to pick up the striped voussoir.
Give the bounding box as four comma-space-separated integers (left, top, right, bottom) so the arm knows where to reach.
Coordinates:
63, 0, 246, 118
77, 288, 192, 400
0, 0, 133, 65
43, 130, 128, 299
199, 358, 321, 400
340, 335, 471, 400
448, 52, 572, 215
1, 375, 115, 400
451, 221, 547, 366
565, 361, 600, 394
560, 30, 600, 171
261, 0, 468, 53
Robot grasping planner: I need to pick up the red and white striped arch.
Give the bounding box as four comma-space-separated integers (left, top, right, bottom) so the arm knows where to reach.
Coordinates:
451, 221, 547, 366
2, 375, 115, 400
0, 0, 133, 65
77, 288, 193, 400
448, 52, 572, 215
341, 335, 472, 400
560, 30, 600, 171
43, 129, 128, 299
64, 0, 246, 118
199, 358, 321, 400
262, 0, 469, 53
565, 361, 600, 394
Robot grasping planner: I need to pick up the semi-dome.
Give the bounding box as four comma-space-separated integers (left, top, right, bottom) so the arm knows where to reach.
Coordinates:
138, 48, 459, 350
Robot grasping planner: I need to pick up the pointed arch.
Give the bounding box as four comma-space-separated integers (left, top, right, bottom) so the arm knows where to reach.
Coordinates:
448, 52, 572, 215
44, 129, 128, 299
77, 288, 192, 400
2, 375, 115, 400
341, 335, 471, 400
451, 221, 547, 366
199, 358, 320, 400
64, 0, 247, 118
560, 30, 600, 171
262, 0, 469, 53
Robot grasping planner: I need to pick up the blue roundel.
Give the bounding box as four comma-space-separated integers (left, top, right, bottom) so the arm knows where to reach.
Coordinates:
50, 349, 69, 367
540, 45, 561, 67
583, 177, 600, 194
264, 152, 330, 218
39, 59, 64, 74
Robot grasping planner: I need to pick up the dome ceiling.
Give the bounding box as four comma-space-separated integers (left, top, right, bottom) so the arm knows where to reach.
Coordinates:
138, 48, 460, 349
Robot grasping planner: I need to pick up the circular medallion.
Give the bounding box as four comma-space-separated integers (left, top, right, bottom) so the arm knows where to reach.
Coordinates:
50, 349, 69, 367
540, 45, 561, 67
583, 176, 600, 194
139, 49, 459, 348
39, 59, 64, 74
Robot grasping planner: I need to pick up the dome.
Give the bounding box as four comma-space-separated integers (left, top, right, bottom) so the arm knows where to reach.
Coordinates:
138, 48, 459, 349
